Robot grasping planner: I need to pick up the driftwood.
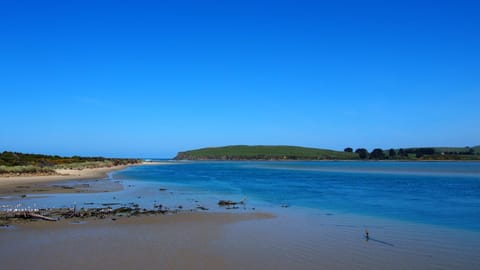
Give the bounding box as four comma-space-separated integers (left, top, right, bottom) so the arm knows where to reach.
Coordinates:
27, 213, 57, 221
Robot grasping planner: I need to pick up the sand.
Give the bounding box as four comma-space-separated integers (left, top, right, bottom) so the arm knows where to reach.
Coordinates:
1, 210, 479, 270
0, 212, 274, 270
0, 162, 168, 195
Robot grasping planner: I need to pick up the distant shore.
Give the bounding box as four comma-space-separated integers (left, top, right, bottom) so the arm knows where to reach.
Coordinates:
174, 145, 480, 161
0, 161, 167, 195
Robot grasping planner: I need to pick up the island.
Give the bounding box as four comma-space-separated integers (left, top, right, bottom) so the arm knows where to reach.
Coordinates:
174, 145, 480, 161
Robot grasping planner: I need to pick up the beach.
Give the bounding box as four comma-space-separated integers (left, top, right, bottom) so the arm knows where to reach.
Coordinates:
0, 161, 167, 195
2, 209, 479, 270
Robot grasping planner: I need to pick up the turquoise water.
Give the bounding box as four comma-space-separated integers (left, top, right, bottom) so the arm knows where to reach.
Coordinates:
3, 161, 480, 231
116, 161, 480, 231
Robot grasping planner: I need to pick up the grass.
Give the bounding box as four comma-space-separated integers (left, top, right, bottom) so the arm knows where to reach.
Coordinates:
0, 165, 56, 175
175, 145, 359, 160
0, 151, 141, 176
175, 145, 480, 161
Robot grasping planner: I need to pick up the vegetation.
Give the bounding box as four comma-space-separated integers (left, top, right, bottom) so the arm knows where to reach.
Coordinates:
0, 165, 55, 175
370, 148, 385, 160
355, 148, 369, 159
175, 145, 480, 161
0, 151, 141, 176
383, 147, 480, 160
175, 145, 358, 160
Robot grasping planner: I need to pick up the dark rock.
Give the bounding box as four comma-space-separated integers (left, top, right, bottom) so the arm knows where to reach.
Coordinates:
218, 200, 237, 206
113, 207, 133, 214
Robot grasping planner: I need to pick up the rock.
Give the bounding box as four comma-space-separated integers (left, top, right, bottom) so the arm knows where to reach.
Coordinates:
113, 207, 132, 214
218, 200, 237, 206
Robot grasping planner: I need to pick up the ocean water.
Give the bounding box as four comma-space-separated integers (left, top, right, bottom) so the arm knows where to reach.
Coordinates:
116, 161, 480, 231
3, 161, 480, 231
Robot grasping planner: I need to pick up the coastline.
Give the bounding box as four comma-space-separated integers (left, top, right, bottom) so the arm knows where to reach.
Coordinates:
0, 161, 167, 195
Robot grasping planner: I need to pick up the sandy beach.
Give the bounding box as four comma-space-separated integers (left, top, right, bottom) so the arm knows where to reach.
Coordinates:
2, 209, 479, 270
0, 212, 274, 270
0, 162, 168, 195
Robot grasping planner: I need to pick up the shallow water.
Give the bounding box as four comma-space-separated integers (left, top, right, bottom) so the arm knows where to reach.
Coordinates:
116, 161, 480, 231
2, 161, 480, 231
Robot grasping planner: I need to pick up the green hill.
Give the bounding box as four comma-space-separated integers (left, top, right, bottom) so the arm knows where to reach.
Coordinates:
174, 145, 358, 160
175, 145, 480, 161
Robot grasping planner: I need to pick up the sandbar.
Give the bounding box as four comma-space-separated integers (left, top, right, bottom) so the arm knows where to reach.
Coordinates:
0, 161, 168, 195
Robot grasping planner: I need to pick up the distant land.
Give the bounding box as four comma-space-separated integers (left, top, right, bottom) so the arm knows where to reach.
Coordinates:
174, 145, 480, 161
0, 151, 141, 176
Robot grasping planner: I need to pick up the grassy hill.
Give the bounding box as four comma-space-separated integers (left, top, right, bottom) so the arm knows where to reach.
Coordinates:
174, 145, 358, 160
175, 145, 480, 161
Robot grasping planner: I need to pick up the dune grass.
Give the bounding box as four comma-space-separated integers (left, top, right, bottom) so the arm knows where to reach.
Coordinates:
0, 151, 141, 176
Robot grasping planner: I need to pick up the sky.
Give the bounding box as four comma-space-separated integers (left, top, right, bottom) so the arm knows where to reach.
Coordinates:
0, 0, 479, 158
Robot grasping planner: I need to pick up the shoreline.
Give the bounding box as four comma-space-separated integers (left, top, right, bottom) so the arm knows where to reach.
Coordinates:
175, 158, 480, 162
0, 161, 168, 195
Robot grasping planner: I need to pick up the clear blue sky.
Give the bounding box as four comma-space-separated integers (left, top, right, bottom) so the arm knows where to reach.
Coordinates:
1, 1, 479, 158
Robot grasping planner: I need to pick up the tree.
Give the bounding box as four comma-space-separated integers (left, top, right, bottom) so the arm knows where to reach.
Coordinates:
344, 147, 353, 153
389, 148, 396, 158
355, 148, 369, 159
370, 148, 385, 159
415, 148, 435, 158
398, 148, 406, 157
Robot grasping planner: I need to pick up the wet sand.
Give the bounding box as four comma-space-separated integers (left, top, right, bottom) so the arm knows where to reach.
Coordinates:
1, 209, 479, 270
0, 212, 274, 270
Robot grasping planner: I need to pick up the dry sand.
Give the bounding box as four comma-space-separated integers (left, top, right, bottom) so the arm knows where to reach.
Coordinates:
0, 162, 167, 195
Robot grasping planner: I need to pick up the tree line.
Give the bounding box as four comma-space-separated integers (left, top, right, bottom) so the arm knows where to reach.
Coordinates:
343, 147, 478, 160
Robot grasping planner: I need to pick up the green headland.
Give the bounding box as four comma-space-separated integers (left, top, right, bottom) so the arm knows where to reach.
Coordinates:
174, 145, 480, 161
